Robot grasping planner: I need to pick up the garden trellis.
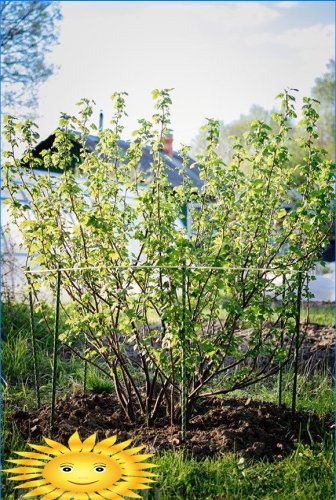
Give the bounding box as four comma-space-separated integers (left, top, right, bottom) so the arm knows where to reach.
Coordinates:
25, 262, 308, 440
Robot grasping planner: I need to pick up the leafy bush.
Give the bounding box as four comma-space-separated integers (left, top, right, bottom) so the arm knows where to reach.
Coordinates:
3, 89, 333, 423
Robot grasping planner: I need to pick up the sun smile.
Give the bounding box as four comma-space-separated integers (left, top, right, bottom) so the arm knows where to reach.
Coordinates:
68, 480, 99, 485
3, 430, 158, 499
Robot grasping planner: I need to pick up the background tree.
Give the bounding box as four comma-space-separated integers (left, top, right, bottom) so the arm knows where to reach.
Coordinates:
288, 60, 334, 184
191, 105, 277, 174
311, 59, 334, 159
192, 61, 335, 180
1, 1, 62, 115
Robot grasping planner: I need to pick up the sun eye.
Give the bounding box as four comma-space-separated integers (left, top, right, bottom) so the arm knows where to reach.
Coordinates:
60, 466, 73, 473
94, 465, 106, 473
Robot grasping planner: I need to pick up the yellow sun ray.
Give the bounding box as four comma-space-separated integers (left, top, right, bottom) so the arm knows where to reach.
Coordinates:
114, 447, 147, 460
92, 435, 117, 453
125, 462, 158, 471
3, 466, 45, 473
109, 483, 143, 498
14, 479, 49, 489
58, 495, 88, 500
123, 470, 158, 478
7, 473, 42, 481
117, 477, 156, 489
29, 444, 63, 456
57, 493, 74, 499
43, 437, 70, 454
111, 485, 141, 498
81, 433, 97, 453
121, 445, 145, 456
15, 451, 51, 460
95, 489, 124, 499
119, 462, 158, 476
119, 466, 158, 480
115, 452, 154, 463
84, 493, 104, 500
40, 489, 65, 499
68, 431, 84, 452
7, 459, 46, 466
129, 484, 152, 490
116, 458, 158, 478
22, 484, 58, 497
129, 484, 153, 490
102, 439, 133, 456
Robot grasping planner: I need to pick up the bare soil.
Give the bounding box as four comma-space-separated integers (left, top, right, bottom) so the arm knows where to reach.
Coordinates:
11, 394, 333, 462
298, 323, 334, 369
234, 322, 334, 371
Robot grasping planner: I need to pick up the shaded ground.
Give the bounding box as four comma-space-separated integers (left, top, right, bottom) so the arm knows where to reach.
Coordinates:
11, 394, 333, 461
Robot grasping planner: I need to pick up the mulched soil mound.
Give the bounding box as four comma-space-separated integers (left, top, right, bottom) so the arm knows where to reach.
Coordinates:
11, 394, 333, 461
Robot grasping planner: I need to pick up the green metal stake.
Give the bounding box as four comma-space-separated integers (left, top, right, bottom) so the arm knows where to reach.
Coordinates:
28, 287, 41, 409
50, 265, 61, 429
278, 274, 285, 406
305, 275, 310, 325
292, 271, 302, 419
181, 260, 187, 443
83, 337, 88, 394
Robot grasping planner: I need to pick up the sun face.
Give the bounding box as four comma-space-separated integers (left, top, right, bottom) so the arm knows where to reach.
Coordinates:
42, 452, 124, 494
3, 431, 157, 499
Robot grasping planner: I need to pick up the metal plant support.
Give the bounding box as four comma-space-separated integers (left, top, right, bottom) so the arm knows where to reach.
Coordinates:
50, 265, 62, 429
28, 288, 41, 409
292, 271, 303, 419
180, 260, 187, 442
83, 337, 88, 394
278, 274, 286, 406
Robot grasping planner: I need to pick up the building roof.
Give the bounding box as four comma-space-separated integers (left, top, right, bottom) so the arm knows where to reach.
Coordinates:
31, 132, 203, 189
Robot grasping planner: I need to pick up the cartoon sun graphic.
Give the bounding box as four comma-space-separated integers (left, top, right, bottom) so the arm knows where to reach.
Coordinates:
3, 431, 158, 499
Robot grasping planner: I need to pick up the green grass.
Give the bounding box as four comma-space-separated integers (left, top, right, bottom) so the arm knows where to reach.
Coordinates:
303, 302, 334, 326
1, 300, 334, 499
84, 364, 115, 393
122, 302, 335, 328
2, 441, 333, 500
231, 370, 333, 416
1, 300, 115, 396
141, 441, 334, 499
2, 413, 333, 500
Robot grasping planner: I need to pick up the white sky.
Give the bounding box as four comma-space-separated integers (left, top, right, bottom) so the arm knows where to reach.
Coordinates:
37, 1, 335, 148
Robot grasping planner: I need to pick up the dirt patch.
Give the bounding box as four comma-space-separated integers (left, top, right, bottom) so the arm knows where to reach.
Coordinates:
218, 322, 334, 372
11, 394, 333, 461
299, 323, 334, 369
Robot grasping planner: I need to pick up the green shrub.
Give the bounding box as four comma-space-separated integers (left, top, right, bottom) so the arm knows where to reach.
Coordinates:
3, 89, 333, 423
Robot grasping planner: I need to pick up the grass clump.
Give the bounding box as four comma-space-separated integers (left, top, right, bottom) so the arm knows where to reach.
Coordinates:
232, 370, 333, 416
304, 302, 334, 326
